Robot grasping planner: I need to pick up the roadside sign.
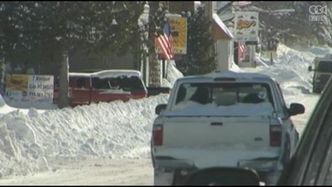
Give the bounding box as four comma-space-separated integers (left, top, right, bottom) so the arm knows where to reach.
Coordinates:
168, 16, 187, 54
234, 11, 259, 42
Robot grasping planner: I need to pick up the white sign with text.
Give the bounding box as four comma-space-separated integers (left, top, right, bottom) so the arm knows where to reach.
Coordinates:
28, 75, 54, 102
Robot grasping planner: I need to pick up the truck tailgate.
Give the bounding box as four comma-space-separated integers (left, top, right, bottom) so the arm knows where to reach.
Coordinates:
161, 116, 271, 148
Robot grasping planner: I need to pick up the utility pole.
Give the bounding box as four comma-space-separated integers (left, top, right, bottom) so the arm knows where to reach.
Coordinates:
202, 1, 215, 69
58, 51, 69, 108
148, 1, 162, 87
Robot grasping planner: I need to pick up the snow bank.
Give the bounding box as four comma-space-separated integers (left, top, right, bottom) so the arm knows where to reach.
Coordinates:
0, 94, 34, 118
230, 62, 243, 72
246, 43, 331, 98
0, 95, 168, 178
162, 60, 183, 88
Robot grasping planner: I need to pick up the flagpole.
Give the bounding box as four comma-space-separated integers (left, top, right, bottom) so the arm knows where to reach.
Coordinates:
166, 59, 170, 79
162, 59, 166, 78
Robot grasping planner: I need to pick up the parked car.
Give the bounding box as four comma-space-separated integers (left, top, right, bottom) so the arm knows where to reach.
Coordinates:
151, 70, 305, 185
54, 69, 147, 107
308, 55, 332, 93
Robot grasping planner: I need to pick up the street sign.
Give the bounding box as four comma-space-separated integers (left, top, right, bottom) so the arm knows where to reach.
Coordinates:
234, 11, 259, 42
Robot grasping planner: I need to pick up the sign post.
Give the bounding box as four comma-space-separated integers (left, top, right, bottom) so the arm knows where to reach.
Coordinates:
234, 11, 259, 67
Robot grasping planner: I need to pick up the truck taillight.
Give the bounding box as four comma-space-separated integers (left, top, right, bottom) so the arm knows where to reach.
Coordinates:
270, 125, 282, 147
153, 124, 163, 146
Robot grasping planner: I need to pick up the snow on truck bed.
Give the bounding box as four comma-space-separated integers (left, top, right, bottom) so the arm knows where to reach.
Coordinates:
166, 102, 274, 116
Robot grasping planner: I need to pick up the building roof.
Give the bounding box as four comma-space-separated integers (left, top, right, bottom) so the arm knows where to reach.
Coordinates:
212, 13, 234, 39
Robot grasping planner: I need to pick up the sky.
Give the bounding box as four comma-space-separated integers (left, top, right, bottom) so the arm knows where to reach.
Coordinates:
0, 43, 330, 184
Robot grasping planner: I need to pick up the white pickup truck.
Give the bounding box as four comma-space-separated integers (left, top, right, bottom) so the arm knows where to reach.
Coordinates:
151, 71, 305, 185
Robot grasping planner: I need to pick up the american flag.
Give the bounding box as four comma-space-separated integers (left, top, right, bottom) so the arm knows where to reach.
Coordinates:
155, 22, 174, 60
238, 42, 246, 61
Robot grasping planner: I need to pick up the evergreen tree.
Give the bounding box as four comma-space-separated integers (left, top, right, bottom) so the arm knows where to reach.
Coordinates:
176, 6, 216, 76
0, 2, 145, 107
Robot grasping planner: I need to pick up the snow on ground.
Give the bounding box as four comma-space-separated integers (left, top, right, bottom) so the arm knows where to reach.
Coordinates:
0, 44, 330, 184
242, 44, 332, 134
0, 89, 170, 179
162, 60, 184, 88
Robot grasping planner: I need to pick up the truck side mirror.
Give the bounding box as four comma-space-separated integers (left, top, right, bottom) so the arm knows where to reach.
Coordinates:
308, 66, 312, 71
155, 104, 167, 115
288, 103, 305, 116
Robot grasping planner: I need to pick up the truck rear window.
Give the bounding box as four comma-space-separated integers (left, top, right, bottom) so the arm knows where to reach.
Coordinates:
174, 82, 273, 108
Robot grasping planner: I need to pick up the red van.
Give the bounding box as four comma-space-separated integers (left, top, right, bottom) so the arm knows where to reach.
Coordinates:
54, 70, 147, 107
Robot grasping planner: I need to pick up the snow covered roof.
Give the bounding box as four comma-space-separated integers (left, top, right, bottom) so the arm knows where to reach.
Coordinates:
69, 70, 142, 79
69, 72, 91, 77
92, 70, 142, 79
212, 13, 234, 39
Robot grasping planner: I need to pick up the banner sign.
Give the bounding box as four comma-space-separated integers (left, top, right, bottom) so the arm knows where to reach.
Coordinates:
5, 74, 54, 103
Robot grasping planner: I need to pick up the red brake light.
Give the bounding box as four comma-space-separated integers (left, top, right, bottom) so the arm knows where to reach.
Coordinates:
153, 124, 163, 146
270, 125, 282, 147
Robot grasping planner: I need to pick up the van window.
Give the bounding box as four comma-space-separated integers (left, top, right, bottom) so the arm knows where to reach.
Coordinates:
119, 76, 145, 92
317, 61, 332, 73
91, 77, 112, 89
91, 76, 145, 92
77, 78, 88, 88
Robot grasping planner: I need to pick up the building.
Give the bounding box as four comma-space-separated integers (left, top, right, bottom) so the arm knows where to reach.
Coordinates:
212, 13, 234, 71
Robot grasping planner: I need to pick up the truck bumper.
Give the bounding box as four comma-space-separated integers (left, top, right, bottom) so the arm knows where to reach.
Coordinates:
153, 158, 197, 185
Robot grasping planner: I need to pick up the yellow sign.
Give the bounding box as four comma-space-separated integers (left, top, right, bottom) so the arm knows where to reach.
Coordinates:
169, 16, 187, 54
5, 74, 28, 91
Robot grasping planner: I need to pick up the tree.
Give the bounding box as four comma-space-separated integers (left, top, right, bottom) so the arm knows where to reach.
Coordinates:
0, 2, 145, 108
176, 6, 216, 75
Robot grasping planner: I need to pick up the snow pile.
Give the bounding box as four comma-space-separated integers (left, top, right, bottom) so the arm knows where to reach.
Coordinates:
230, 61, 243, 72
162, 60, 183, 88
246, 43, 332, 97
0, 95, 168, 178
0, 94, 30, 117
5, 98, 57, 110
243, 43, 330, 134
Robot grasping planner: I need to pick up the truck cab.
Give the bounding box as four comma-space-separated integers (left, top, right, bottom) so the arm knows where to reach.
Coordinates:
308, 55, 332, 93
